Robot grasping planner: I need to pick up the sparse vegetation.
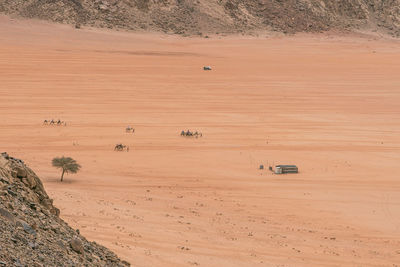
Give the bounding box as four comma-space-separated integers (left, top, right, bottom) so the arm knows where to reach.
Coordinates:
52, 156, 81, 182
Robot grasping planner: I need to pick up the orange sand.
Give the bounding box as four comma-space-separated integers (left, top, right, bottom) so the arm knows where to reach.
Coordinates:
1, 15, 399, 266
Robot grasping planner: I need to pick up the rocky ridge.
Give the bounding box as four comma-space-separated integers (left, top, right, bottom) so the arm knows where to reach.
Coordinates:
0, 152, 130, 266
0, 0, 399, 37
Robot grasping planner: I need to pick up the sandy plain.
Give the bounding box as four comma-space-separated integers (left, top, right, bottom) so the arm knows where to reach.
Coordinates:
1, 15, 400, 266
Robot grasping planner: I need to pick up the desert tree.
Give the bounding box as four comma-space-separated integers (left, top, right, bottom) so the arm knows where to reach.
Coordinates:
52, 156, 81, 182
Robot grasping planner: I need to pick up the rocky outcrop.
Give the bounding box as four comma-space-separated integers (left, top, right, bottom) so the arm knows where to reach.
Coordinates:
0, 0, 399, 36
0, 152, 130, 266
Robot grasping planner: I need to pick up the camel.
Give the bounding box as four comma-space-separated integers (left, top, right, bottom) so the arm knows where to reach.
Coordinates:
114, 144, 128, 151
43, 120, 48, 125
126, 126, 135, 133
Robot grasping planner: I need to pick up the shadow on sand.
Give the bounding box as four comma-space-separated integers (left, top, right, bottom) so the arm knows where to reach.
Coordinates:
44, 177, 79, 185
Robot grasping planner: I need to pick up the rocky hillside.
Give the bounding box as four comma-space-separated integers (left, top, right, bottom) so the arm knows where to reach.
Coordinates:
0, 153, 129, 266
0, 0, 399, 36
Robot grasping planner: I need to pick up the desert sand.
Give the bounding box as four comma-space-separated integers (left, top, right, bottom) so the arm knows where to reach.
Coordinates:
1, 15, 400, 266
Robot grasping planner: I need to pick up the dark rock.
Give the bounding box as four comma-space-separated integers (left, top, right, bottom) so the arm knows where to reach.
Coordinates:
7, 189, 17, 197
16, 167, 27, 178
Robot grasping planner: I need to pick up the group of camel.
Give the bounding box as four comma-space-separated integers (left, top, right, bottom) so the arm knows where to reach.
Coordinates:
115, 128, 204, 152
42, 122, 202, 151
43, 119, 66, 126
114, 144, 129, 152
180, 130, 203, 138
114, 126, 135, 152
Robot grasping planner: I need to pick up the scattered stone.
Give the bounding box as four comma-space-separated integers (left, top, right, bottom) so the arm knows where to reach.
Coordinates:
29, 203, 37, 210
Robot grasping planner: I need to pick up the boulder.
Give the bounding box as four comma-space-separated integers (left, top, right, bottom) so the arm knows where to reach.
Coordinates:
40, 198, 53, 210
49, 207, 60, 217
70, 238, 84, 254
16, 167, 27, 178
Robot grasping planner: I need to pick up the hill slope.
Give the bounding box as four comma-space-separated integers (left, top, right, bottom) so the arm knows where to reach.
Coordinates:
0, 153, 129, 266
0, 0, 399, 36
